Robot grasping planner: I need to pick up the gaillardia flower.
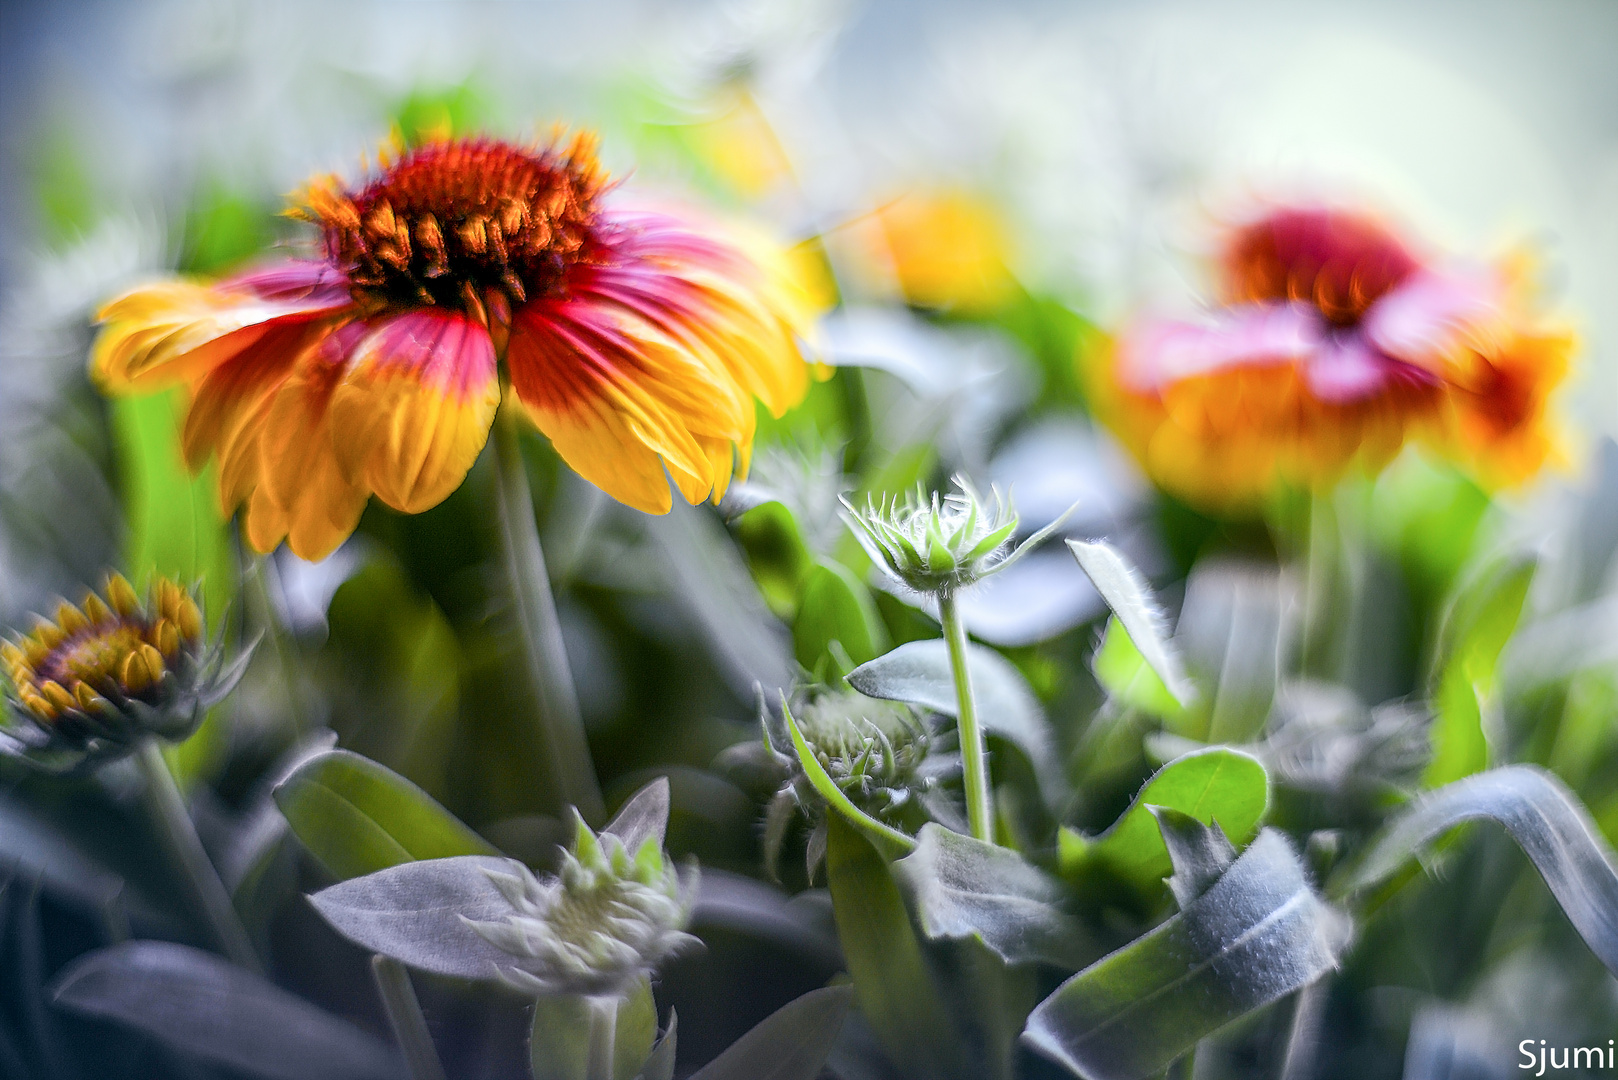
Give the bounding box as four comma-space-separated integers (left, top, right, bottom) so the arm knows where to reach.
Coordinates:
464, 813, 698, 998
1, 575, 244, 770
1094, 205, 1573, 508
93, 133, 816, 560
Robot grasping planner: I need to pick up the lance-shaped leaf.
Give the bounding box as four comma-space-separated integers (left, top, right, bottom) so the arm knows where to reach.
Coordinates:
690, 985, 853, 1080
308, 854, 522, 979
1024, 830, 1350, 1080
894, 824, 1092, 969
846, 638, 1064, 804
1059, 748, 1267, 900
1333, 765, 1618, 977
1067, 540, 1194, 707
602, 777, 672, 854
1149, 808, 1236, 910
1423, 556, 1535, 788
273, 749, 497, 881
50, 941, 398, 1080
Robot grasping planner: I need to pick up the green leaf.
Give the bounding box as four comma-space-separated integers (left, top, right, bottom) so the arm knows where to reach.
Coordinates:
308, 855, 521, 978
50, 942, 397, 1080
794, 557, 890, 673
689, 985, 853, 1080
602, 777, 672, 853
733, 501, 814, 617
846, 639, 1064, 804
1024, 830, 1351, 1080
1333, 765, 1618, 978
1150, 807, 1236, 910
1092, 617, 1183, 721
273, 749, 497, 880
1067, 540, 1194, 707
1423, 555, 1535, 787
529, 979, 657, 1080
780, 699, 916, 855
825, 815, 964, 1080
894, 824, 1091, 969
1059, 748, 1268, 900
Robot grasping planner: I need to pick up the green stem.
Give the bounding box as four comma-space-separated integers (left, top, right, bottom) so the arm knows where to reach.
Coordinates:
490, 404, 605, 824
938, 591, 993, 842
836, 365, 873, 475
371, 955, 448, 1080
245, 555, 310, 734
586, 995, 618, 1080
133, 739, 260, 972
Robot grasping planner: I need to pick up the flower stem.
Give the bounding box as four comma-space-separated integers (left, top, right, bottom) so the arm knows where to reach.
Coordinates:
586, 995, 618, 1080
133, 738, 260, 972
490, 404, 605, 824
371, 955, 448, 1080
938, 591, 993, 843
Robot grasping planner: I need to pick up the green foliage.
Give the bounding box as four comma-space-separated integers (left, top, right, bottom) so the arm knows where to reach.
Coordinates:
528, 979, 659, 1080
793, 557, 889, 675
687, 986, 851, 1080
1026, 829, 1350, 1080
1424, 555, 1535, 787
824, 815, 964, 1080
1059, 748, 1268, 901
273, 749, 497, 880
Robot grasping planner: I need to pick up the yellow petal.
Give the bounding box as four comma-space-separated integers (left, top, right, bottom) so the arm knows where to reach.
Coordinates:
93, 281, 331, 393
327, 310, 499, 514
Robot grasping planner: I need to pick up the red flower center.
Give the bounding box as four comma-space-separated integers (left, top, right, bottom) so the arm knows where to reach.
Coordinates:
311, 136, 608, 314
1221, 208, 1419, 327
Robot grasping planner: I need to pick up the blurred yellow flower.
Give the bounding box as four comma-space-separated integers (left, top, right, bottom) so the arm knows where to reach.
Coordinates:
1092, 205, 1572, 509
851, 189, 1017, 313
92, 134, 817, 560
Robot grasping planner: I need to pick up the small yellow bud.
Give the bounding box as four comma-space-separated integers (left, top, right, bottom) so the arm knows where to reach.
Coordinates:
153, 620, 181, 658
55, 602, 89, 636
106, 574, 140, 617
121, 651, 151, 693
40, 681, 74, 712
138, 644, 166, 684
176, 597, 203, 643
74, 682, 102, 710
82, 593, 113, 625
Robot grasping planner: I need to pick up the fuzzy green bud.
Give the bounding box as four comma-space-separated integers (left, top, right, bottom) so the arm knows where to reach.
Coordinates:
463, 814, 698, 998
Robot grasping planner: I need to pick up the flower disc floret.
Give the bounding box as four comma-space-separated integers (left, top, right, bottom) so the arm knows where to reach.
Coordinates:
464, 815, 697, 998
0, 575, 244, 770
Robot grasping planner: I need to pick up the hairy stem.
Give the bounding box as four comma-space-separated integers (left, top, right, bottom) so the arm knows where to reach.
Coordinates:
939, 591, 993, 842
134, 739, 260, 972
586, 995, 619, 1080
490, 404, 605, 823
372, 955, 448, 1080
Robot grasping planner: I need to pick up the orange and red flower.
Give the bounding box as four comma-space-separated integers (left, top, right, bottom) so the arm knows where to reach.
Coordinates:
93, 134, 816, 560
1093, 205, 1572, 508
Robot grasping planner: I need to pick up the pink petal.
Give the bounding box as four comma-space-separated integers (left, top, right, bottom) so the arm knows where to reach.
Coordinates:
1305, 334, 1390, 402
1362, 266, 1501, 365
353, 308, 497, 400
222, 260, 352, 310
1119, 303, 1322, 391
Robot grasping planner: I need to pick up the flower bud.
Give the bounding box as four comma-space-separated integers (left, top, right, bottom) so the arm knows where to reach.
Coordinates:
0, 574, 247, 771
842, 478, 1030, 595
463, 814, 698, 998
